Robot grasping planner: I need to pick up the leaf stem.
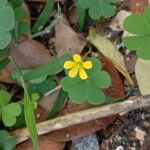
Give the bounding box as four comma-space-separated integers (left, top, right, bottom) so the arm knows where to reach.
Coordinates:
30, 3, 62, 39
44, 85, 62, 96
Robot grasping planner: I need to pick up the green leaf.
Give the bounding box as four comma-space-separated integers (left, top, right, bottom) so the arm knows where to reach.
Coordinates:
23, 54, 71, 80
123, 6, 150, 60
24, 90, 38, 150
0, 0, 7, 9
9, 0, 23, 8
0, 30, 11, 49
14, 7, 28, 21
0, 6, 15, 31
2, 103, 21, 127
28, 79, 56, 96
61, 58, 111, 105
48, 89, 68, 119
0, 90, 11, 107
0, 4, 15, 49
78, 0, 118, 19
0, 130, 16, 150
18, 22, 30, 35
86, 83, 105, 105
32, 0, 54, 33
0, 57, 10, 71
0, 90, 21, 127
77, 0, 86, 31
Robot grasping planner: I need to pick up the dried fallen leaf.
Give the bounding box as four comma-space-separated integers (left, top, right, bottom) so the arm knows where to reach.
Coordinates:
110, 10, 131, 32
52, 15, 86, 56
15, 135, 65, 150
135, 58, 150, 95
130, 0, 149, 13
46, 56, 125, 141
10, 39, 52, 69
87, 28, 134, 86
0, 39, 52, 83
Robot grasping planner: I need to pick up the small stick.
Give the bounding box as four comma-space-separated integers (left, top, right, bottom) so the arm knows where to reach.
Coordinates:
12, 95, 150, 144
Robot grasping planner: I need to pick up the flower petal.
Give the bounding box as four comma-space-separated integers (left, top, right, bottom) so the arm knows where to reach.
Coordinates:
69, 67, 79, 78
73, 54, 81, 62
83, 61, 92, 69
64, 61, 76, 69
79, 68, 87, 80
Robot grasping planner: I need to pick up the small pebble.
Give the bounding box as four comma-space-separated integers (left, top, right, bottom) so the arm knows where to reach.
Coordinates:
115, 145, 124, 150
71, 133, 99, 150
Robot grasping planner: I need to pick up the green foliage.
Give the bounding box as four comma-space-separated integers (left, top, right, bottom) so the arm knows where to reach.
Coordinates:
32, 0, 54, 33
48, 89, 68, 119
23, 54, 71, 80
0, 90, 21, 127
0, 57, 10, 71
123, 6, 150, 60
23, 88, 38, 150
0, 0, 15, 49
77, 0, 86, 31
78, 0, 118, 20
0, 130, 16, 150
9, 0, 23, 8
28, 78, 56, 96
61, 58, 111, 105
12, 3, 30, 42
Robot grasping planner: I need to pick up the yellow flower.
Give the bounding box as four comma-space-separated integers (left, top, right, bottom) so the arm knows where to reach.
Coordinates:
64, 54, 92, 80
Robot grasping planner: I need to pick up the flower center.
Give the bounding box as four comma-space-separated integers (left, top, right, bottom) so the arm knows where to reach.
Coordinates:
76, 62, 83, 69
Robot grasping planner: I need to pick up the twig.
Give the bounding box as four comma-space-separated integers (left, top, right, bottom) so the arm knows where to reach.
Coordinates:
12, 95, 150, 144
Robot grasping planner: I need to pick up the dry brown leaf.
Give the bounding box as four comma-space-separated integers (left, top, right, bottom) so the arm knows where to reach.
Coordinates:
87, 28, 134, 86
0, 39, 52, 83
109, 10, 131, 32
135, 58, 150, 95
130, 0, 149, 13
15, 135, 65, 150
46, 56, 125, 141
10, 39, 52, 69
52, 15, 86, 56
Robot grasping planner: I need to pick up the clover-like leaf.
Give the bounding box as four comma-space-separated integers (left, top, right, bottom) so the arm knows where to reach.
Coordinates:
0, 90, 21, 127
2, 103, 21, 127
123, 6, 150, 60
78, 0, 119, 19
0, 2, 15, 49
0, 130, 16, 150
61, 58, 111, 105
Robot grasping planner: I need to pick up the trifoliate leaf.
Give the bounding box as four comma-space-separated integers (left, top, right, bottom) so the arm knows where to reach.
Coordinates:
123, 6, 150, 60
0, 6, 15, 31
0, 130, 16, 150
0, 0, 7, 9
0, 3, 15, 49
78, 0, 118, 19
2, 103, 21, 127
0, 90, 11, 107
0, 90, 21, 127
0, 30, 11, 49
61, 58, 111, 105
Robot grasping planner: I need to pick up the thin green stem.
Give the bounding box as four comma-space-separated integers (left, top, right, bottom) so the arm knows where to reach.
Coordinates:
31, 3, 62, 39
44, 85, 62, 96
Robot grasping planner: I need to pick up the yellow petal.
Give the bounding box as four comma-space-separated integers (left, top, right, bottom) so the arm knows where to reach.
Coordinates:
73, 54, 81, 62
79, 68, 87, 80
64, 61, 76, 69
83, 61, 92, 69
69, 67, 79, 78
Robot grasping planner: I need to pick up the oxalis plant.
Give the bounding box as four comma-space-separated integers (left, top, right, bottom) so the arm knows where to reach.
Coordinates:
123, 6, 150, 60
